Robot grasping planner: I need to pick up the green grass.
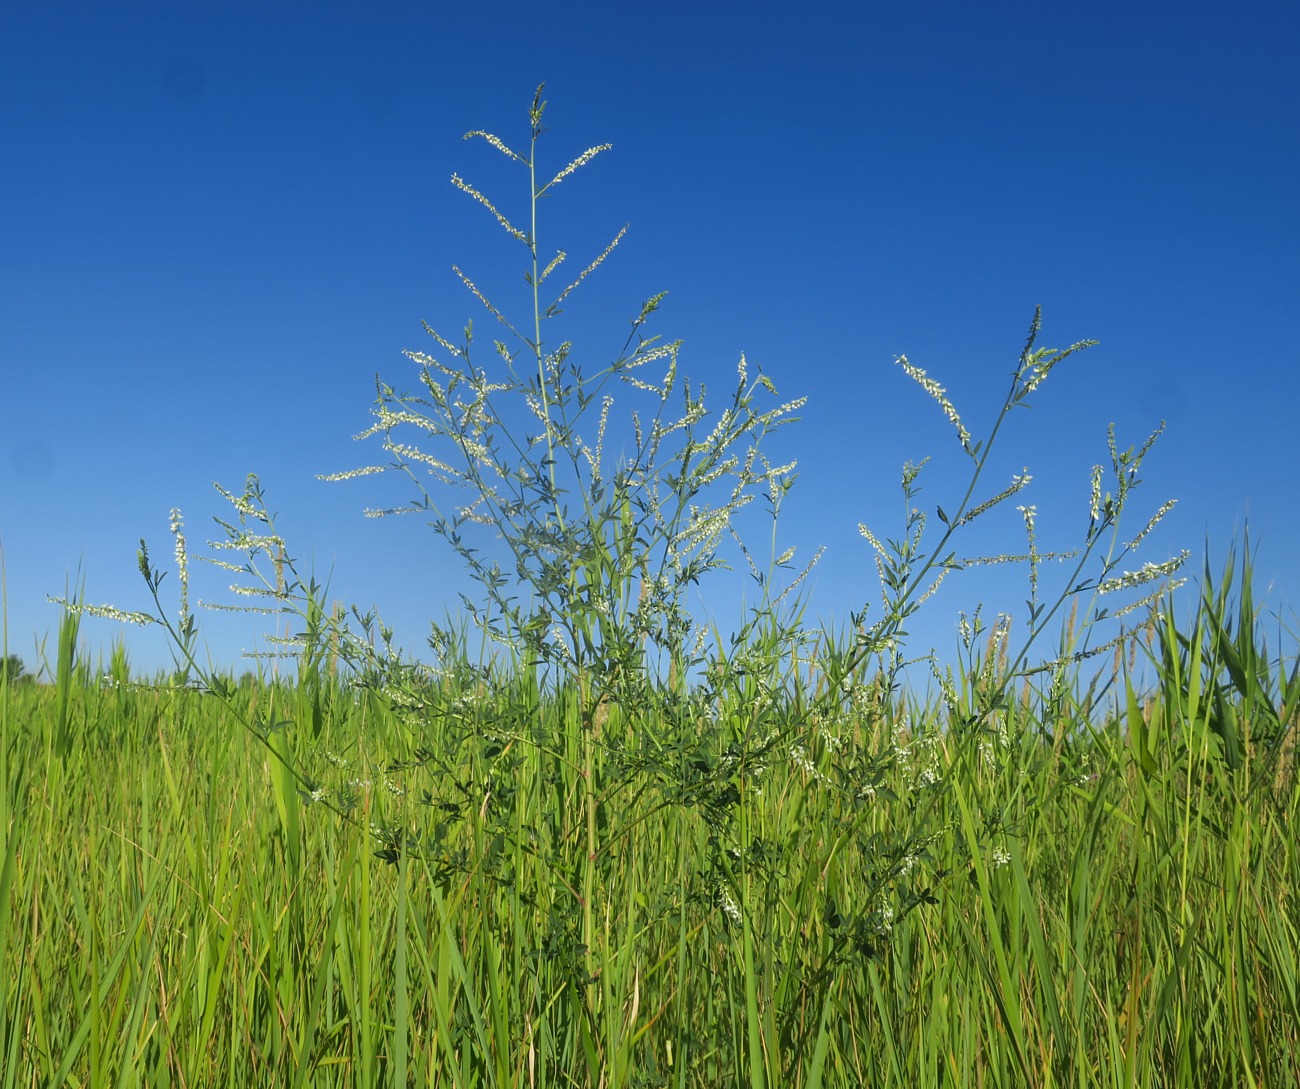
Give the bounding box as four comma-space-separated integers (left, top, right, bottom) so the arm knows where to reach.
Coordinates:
3, 561, 1297, 1087
8, 88, 1298, 1086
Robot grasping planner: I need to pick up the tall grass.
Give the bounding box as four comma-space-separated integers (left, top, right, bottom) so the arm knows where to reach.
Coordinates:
14, 87, 1296, 1086
4, 574, 1298, 1086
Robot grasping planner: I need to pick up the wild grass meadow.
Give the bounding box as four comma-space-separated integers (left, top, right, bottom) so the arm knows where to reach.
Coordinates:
2, 89, 1297, 1087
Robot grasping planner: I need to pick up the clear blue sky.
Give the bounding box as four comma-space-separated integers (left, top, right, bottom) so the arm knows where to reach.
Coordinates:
3, 1, 1297, 679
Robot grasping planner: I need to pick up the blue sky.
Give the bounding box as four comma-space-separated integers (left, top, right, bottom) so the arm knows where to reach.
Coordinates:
3, 1, 1297, 680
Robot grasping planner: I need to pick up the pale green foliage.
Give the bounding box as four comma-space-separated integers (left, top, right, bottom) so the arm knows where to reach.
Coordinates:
323, 84, 813, 696
838, 306, 1186, 744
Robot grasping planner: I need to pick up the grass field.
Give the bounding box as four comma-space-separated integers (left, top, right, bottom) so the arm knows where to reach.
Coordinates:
4, 89, 1297, 1087
2, 552, 1297, 1087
